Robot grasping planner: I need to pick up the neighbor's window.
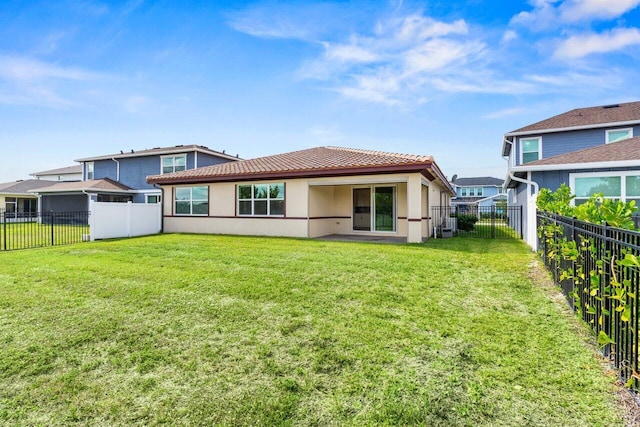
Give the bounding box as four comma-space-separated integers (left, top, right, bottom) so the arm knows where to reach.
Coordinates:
626, 175, 640, 205
476, 187, 483, 196
521, 137, 541, 164
146, 194, 161, 204
86, 162, 94, 180
461, 188, 467, 196
162, 154, 187, 174
573, 175, 621, 205
469, 187, 475, 196
175, 186, 208, 215
238, 183, 285, 216
606, 128, 633, 144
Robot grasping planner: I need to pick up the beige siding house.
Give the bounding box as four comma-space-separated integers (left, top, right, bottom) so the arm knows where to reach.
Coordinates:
147, 146, 454, 243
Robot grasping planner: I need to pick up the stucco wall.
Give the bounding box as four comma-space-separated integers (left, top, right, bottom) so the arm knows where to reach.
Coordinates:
161, 172, 450, 242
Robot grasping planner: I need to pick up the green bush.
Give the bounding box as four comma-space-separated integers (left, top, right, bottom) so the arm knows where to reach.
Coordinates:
457, 214, 478, 231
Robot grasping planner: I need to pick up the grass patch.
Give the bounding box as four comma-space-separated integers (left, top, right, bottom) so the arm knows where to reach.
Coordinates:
0, 234, 623, 425
0, 222, 88, 250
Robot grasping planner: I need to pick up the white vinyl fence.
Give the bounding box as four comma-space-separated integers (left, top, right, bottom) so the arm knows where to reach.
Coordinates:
89, 201, 161, 241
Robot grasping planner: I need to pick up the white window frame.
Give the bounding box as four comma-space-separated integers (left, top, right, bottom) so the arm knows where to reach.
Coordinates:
605, 128, 633, 144
237, 183, 285, 217
476, 187, 483, 196
174, 186, 208, 216
86, 162, 94, 180
519, 136, 542, 165
569, 170, 640, 205
461, 188, 467, 197
161, 154, 187, 174
351, 185, 397, 233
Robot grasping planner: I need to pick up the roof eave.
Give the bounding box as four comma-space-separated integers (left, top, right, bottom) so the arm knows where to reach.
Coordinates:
505, 119, 640, 137
510, 159, 640, 173
147, 163, 435, 185
75, 146, 241, 163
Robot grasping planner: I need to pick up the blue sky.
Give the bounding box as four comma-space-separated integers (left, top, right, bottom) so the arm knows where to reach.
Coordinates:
1, 0, 640, 182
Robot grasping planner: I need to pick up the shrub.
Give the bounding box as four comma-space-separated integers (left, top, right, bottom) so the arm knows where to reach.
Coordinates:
457, 214, 478, 231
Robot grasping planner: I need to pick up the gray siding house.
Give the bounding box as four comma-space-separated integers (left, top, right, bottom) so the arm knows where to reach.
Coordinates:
502, 101, 640, 249
34, 145, 239, 211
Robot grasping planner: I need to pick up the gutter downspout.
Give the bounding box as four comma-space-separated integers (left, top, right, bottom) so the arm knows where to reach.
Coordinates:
503, 136, 539, 251
112, 158, 120, 182
508, 172, 539, 252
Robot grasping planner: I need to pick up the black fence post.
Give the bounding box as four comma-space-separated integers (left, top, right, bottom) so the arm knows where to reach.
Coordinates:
50, 211, 55, 246
2, 209, 5, 251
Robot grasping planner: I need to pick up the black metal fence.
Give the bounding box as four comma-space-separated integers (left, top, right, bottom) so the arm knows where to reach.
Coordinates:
537, 211, 640, 391
0, 210, 90, 251
431, 205, 523, 239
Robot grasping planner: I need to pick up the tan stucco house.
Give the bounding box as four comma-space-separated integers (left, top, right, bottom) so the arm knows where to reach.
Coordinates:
147, 146, 454, 243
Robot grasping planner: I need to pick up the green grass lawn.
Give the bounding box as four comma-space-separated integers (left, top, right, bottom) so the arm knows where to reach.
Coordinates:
0, 234, 624, 425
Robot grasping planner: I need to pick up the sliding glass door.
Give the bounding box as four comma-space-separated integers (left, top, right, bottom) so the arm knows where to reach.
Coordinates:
352, 186, 396, 232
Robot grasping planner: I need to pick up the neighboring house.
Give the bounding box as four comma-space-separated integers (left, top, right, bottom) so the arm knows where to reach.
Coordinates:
450, 176, 506, 208
32, 145, 239, 212
502, 101, 640, 249
0, 180, 58, 216
147, 146, 455, 243
30, 165, 82, 182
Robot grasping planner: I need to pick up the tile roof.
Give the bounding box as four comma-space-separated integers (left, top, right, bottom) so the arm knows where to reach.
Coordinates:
452, 177, 504, 186
30, 165, 82, 176
75, 144, 241, 162
32, 178, 133, 193
508, 101, 640, 134
0, 179, 58, 194
522, 136, 640, 167
148, 146, 436, 182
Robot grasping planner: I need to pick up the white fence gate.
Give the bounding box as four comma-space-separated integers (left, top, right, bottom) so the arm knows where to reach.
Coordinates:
89, 201, 161, 241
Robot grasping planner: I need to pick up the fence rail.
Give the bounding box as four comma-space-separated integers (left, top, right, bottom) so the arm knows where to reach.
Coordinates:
537, 211, 640, 392
431, 205, 523, 239
0, 210, 90, 251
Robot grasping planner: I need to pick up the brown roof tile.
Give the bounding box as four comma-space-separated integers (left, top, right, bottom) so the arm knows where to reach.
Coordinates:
523, 136, 640, 167
509, 101, 640, 134
147, 146, 436, 183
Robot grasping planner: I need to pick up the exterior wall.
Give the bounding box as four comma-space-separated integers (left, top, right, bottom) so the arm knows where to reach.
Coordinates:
161, 172, 446, 242
35, 173, 82, 182
513, 125, 640, 167
41, 194, 88, 211
87, 151, 236, 193
532, 166, 640, 193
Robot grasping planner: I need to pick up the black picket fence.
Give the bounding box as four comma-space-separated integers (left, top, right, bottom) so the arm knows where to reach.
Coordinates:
537, 211, 640, 392
431, 205, 523, 239
0, 210, 90, 251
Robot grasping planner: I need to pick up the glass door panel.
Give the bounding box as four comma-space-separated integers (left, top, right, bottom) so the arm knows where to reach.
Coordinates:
353, 188, 371, 231
374, 187, 395, 232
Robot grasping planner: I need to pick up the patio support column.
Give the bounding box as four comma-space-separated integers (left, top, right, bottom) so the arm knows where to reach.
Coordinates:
407, 174, 422, 243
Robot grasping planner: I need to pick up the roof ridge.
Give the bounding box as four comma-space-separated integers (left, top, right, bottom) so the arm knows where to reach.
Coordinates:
325, 146, 433, 161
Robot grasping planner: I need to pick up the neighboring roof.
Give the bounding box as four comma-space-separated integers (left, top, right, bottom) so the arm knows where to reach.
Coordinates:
521, 136, 640, 168
75, 144, 241, 162
452, 177, 504, 186
30, 164, 82, 177
147, 146, 455, 194
31, 178, 133, 194
507, 101, 640, 136
0, 179, 58, 195
505, 137, 640, 189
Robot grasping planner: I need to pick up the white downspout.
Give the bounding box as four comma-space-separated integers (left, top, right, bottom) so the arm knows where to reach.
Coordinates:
111, 158, 120, 181
508, 172, 539, 251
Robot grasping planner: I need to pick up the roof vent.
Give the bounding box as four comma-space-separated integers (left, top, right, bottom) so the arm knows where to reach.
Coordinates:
602, 104, 620, 109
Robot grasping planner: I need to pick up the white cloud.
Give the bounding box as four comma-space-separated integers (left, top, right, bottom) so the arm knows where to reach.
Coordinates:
554, 27, 640, 58
322, 42, 380, 63
559, 0, 640, 22
0, 56, 100, 82
0, 56, 106, 108
510, 0, 640, 29
501, 30, 518, 44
